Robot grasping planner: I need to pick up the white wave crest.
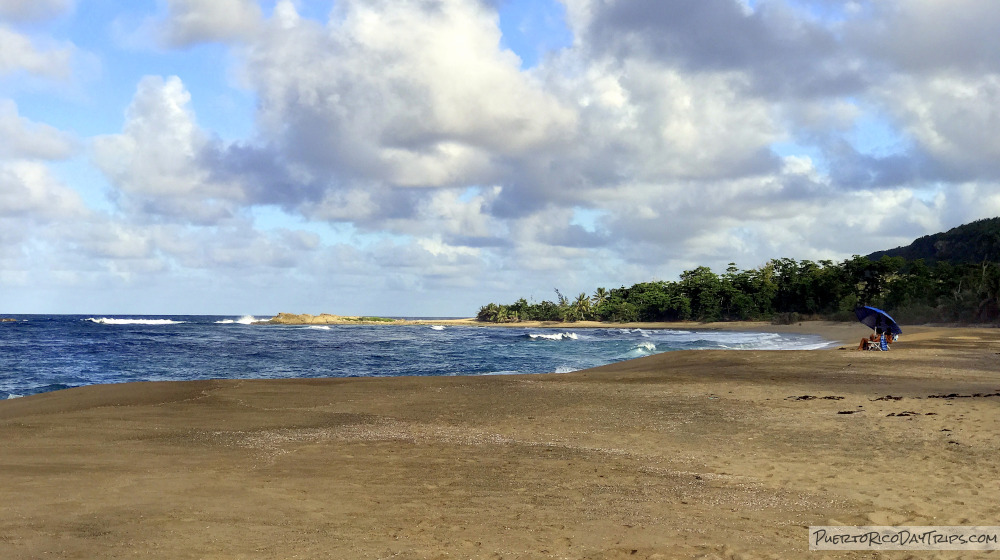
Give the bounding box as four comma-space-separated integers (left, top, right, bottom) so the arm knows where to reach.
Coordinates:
635, 342, 657, 353
618, 341, 659, 359
528, 332, 579, 341
430, 325, 446, 331
306, 325, 331, 330
554, 366, 577, 373
87, 318, 183, 325
216, 315, 259, 325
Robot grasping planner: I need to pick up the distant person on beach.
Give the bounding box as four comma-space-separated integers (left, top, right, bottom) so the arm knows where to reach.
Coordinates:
858, 327, 889, 350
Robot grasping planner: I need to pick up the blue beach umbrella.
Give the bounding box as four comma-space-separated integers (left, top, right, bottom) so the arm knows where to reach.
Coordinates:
854, 306, 902, 335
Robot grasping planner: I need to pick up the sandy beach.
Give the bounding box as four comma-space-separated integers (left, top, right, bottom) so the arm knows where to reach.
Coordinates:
2, 322, 999, 559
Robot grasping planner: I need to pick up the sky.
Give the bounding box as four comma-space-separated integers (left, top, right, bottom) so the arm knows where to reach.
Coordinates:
2, 0, 1000, 317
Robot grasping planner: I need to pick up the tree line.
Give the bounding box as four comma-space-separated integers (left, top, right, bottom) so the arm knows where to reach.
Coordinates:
476, 256, 1000, 324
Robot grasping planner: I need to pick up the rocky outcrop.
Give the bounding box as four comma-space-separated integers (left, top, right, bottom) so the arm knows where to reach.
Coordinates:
263, 313, 398, 325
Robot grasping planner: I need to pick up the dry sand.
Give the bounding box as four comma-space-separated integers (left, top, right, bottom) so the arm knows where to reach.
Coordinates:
1, 322, 999, 559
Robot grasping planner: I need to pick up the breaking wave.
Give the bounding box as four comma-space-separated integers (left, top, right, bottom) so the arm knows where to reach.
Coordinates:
617, 341, 659, 359
215, 315, 259, 325
86, 318, 184, 325
528, 332, 579, 341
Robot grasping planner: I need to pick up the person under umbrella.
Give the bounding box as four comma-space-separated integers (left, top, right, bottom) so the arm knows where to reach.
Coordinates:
854, 306, 901, 350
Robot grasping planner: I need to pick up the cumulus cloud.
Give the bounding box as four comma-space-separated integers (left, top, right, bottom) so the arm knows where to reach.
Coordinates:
573, 0, 867, 98
851, 0, 1000, 75
874, 74, 1000, 181
0, 160, 86, 219
0, 99, 77, 160
189, 0, 998, 291
92, 75, 244, 224
0, 25, 74, 78
157, 0, 262, 47
242, 0, 575, 193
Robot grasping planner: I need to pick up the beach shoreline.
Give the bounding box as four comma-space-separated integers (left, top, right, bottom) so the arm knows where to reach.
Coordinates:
264, 312, 958, 347
2, 324, 999, 558
262, 312, 865, 340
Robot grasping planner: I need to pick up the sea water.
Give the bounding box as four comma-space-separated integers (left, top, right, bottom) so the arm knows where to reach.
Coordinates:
0, 315, 833, 399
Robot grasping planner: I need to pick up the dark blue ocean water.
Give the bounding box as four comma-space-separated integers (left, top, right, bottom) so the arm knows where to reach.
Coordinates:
0, 315, 833, 399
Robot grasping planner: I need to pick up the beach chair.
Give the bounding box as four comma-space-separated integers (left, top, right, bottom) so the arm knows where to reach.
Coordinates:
866, 335, 889, 351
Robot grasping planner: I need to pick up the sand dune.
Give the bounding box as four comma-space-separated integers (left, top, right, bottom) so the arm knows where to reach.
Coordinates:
2, 323, 999, 558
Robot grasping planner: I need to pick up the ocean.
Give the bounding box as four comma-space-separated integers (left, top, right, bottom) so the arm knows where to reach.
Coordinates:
0, 315, 834, 399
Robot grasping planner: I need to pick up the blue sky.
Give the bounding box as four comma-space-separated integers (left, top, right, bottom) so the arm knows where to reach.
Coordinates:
2, 0, 1000, 316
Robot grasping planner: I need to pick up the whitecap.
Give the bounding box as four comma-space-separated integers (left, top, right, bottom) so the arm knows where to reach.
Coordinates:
636, 341, 657, 353
618, 341, 659, 359
216, 315, 258, 325
430, 325, 446, 331
87, 318, 183, 325
528, 332, 579, 341
306, 325, 331, 330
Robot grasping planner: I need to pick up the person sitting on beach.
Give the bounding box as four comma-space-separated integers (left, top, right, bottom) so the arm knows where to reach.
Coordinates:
857, 328, 885, 351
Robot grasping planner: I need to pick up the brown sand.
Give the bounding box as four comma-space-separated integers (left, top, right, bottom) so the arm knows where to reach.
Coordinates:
1, 322, 999, 559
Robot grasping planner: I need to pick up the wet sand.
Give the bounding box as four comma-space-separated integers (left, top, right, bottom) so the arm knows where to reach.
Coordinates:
1, 322, 999, 559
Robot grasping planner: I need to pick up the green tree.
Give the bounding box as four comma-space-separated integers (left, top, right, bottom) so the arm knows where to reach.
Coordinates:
679, 267, 723, 321
573, 293, 592, 321
476, 303, 499, 322
591, 287, 608, 309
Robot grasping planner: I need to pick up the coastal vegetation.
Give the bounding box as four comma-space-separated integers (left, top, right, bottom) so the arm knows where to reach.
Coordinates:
477, 218, 1000, 325
344, 316, 398, 323
867, 217, 1000, 264
477, 256, 1000, 324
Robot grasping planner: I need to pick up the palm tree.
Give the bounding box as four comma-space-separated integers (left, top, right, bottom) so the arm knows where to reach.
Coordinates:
591, 287, 608, 308
496, 306, 510, 323
477, 303, 500, 322
574, 293, 592, 321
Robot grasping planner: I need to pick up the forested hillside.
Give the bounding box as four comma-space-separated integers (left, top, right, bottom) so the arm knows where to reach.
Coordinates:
477, 219, 1000, 325
867, 217, 1000, 264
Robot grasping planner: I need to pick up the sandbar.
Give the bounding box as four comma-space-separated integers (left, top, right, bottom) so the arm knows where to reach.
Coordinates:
1, 322, 999, 558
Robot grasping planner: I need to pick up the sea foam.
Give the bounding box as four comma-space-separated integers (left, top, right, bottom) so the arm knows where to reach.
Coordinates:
635, 341, 657, 353
528, 332, 579, 341
216, 315, 259, 325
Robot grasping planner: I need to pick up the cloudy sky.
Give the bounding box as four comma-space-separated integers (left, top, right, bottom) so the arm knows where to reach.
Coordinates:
2, 0, 999, 316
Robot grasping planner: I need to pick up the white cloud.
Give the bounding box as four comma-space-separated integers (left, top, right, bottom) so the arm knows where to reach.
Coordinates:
0, 99, 77, 160
570, 59, 780, 182
244, 0, 575, 191
0, 160, 87, 219
92, 75, 244, 224
876, 73, 1000, 180
0, 160, 91, 284
0, 25, 73, 78
157, 0, 262, 47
